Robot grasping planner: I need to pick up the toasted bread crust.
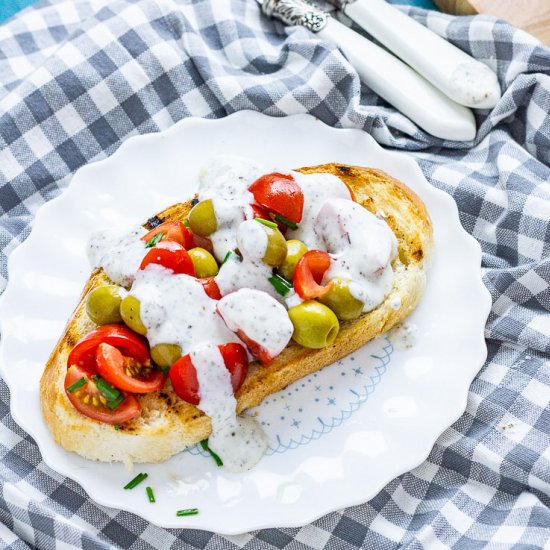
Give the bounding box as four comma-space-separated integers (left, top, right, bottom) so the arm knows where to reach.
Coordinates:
40, 164, 433, 464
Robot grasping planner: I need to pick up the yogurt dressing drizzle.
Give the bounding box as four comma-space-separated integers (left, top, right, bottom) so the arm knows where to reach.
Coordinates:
87, 227, 147, 287
198, 156, 263, 262
217, 288, 293, 360
316, 199, 398, 313
191, 343, 268, 472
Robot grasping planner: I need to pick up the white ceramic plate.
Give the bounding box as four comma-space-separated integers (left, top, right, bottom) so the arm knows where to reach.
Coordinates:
0, 112, 491, 533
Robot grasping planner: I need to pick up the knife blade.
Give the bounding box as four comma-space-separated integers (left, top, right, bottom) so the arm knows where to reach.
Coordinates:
257, 0, 476, 141
328, 0, 501, 109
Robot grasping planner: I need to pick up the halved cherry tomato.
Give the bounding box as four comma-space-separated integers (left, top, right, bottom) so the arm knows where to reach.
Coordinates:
235, 329, 273, 365
191, 232, 214, 253
140, 240, 195, 275
141, 220, 194, 249
293, 250, 333, 300
169, 343, 248, 406
200, 277, 221, 300
96, 343, 166, 394
64, 364, 141, 424
67, 324, 150, 374
250, 203, 287, 235
249, 173, 304, 224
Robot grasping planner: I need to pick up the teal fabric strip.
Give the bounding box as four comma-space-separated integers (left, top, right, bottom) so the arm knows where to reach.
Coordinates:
0, 0, 438, 25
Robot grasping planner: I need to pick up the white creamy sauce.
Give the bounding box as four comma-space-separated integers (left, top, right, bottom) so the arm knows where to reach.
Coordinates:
287, 172, 352, 250
215, 221, 281, 302
316, 199, 398, 313
192, 343, 268, 472
217, 289, 293, 360
284, 289, 303, 309
129, 265, 241, 352
389, 322, 418, 350
87, 227, 147, 287
198, 156, 263, 261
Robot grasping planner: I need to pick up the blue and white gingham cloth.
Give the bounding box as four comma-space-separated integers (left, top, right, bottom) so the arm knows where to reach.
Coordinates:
1, 1, 550, 548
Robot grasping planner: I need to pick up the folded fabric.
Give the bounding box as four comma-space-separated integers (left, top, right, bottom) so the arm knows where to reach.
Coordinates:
0, 1, 549, 548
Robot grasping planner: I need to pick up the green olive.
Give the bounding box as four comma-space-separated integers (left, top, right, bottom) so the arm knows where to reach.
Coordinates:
188, 199, 217, 237
319, 277, 364, 321
288, 300, 339, 349
120, 295, 147, 335
263, 226, 287, 266
151, 343, 182, 368
278, 239, 307, 281
188, 247, 219, 278
86, 285, 126, 325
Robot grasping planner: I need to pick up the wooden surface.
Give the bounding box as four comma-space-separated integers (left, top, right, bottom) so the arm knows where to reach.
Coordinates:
434, 0, 550, 45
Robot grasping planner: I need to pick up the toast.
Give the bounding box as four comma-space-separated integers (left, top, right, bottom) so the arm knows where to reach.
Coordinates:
40, 163, 433, 465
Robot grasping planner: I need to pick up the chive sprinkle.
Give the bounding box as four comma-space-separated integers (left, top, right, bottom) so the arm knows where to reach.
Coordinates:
274, 213, 298, 230
255, 217, 277, 229
146, 486, 155, 503
114, 425, 119, 431
106, 394, 125, 410
183, 219, 190, 228
223, 250, 242, 264
176, 508, 199, 517
268, 273, 293, 297
159, 364, 171, 374
66, 377, 87, 393
200, 439, 223, 467
124, 473, 148, 490
145, 233, 164, 248
93, 375, 121, 402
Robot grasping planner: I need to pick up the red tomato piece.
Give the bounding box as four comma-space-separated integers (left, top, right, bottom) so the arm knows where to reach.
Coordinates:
250, 203, 287, 235
96, 343, 166, 394
141, 221, 194, 249
67, 324, 150, 374
235, 329, 273, 366
140, 240, 195, 276
293, 250, 333, 300
64, 365, 141, 425
248, 173, 304, 224
200, 277, 222, 300
169, 343, 248, 405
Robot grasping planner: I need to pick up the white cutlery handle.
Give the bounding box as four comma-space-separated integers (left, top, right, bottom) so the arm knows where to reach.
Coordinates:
343, 0, 501, 109
320, 19, 476, 141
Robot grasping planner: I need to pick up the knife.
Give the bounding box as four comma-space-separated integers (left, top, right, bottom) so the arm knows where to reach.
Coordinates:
257, 0, 476, 141
328, 0, 501, 109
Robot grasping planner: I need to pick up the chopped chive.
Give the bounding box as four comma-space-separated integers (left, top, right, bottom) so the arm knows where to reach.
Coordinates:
176, 508, 199, 517
200, 439, 223, 467
145, 233, 164, 248
124, 472, 148, 490
183, 219, 190, 228
93, 375, 121, 402
274, 214, 298, 230
255, 217, 278, 229
222, 250, 241, 264
146, 486, 155, 503
66, 377, 87, 393
268, 273, 293, 297
159, 364, 171, 374
114, 425, 119, 431
106, 394, 125, 410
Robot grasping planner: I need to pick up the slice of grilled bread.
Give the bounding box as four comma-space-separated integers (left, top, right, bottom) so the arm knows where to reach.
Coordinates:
40, 164, 433, 465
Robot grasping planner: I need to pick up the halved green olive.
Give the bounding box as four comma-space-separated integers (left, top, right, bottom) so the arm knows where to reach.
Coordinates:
288, 300, 339, 349
263, 226, 287, 266
188, 199, 217, 237
278, 239, 307, 281
120, 295, 147, 335
320, 277, 364, 321
151, 343, 182, 369
86, 285, 126, 325
188, 247, 219, 278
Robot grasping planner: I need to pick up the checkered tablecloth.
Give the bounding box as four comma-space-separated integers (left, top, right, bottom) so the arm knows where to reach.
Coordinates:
1, 1, 550, 548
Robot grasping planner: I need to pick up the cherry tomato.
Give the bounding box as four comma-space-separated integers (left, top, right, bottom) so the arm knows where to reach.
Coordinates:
293, 250, 333, 300
248, 173, 304, 224
200, 277, 222, 300
250, 203, 287, 235
169, 343, 248, 405
141, 220, 194, 249
235, 329, 274, 365
64, 365, 141, 424
67, 324, 150, 374
140, 240, 196, 276
96, 343, 166, 394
